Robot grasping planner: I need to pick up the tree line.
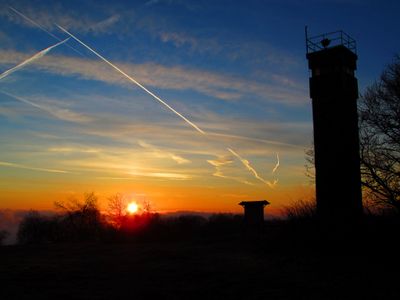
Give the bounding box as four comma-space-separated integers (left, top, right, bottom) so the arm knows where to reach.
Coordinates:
15, 192, 244, 245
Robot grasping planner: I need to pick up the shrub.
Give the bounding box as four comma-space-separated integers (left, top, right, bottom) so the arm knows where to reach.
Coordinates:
282, 199, 317, 221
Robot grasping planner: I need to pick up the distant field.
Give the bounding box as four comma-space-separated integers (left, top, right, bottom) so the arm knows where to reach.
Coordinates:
1, 235, 399, 299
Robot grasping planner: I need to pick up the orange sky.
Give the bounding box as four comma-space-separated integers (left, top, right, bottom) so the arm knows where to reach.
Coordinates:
0, 2, 319, 215
0, 166, 314, 216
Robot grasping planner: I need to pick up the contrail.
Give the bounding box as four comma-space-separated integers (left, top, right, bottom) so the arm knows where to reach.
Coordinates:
0, 90, 91, 123
0, 90, 44, 109
0, 161, 68, 173
228, 148, 279, 187
272, 153, 280, 173
8, 6, 84, 57
0, 38, 69, 80
57, 25, 206, 135
227, 148, 268, 185
267, 179, 278, 188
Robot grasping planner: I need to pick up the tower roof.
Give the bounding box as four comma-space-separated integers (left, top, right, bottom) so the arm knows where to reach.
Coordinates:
239, 200, 270, 206
306, 29, 356, 55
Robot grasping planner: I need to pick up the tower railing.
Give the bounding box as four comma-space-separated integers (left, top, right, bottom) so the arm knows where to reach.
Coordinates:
305, 28, 357, 55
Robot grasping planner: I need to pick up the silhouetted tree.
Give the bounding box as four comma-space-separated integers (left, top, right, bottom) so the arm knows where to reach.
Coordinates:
55, 192, 105, 241
141, 199, 152, 215
0, 229, 9, 245
107, 193, 127, 229
359, 55, 400, 213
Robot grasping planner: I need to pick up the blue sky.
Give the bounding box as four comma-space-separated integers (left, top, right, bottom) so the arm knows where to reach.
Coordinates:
0, 0, 399, 212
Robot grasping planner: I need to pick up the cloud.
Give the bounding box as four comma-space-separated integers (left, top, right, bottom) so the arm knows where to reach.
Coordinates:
1, 4, 120, 35
46, 146, 194, 181
144, 0, 201, 10
207, 155, 232, 178
0, 50, 307, 104
48, 147, 101, 153
131, 8, 300, 71
138, 140, 191, 164
129, 171, 192, 180
158, 31, 201, 49
207, 155, 233, 168
87, 15, 121, 34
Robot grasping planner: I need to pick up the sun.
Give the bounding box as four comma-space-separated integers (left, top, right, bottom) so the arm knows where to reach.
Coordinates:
127, 202, 139, 214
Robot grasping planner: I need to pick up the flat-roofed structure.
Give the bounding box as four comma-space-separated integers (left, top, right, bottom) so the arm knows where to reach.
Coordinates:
239, 200, 270, 227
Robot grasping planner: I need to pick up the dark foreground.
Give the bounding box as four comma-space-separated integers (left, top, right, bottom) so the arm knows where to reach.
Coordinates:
1, 229, 399, 300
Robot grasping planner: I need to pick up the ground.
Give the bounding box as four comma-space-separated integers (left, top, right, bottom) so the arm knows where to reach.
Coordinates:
1, 232, 399, 299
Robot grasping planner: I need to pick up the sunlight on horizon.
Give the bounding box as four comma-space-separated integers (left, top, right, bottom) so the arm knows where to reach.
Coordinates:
127, 202, 139, 214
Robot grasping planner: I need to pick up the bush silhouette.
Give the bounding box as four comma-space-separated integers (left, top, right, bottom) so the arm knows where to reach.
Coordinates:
282, 199, 316, 221
17, 211, 59, 244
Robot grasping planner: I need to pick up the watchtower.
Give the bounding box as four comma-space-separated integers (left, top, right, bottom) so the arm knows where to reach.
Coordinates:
306, 29, 363, 223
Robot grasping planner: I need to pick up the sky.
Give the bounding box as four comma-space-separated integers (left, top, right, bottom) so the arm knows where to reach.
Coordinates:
0, 0, 399, 214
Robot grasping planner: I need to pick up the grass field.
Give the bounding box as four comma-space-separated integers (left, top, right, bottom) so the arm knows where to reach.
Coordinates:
1, 228, 400, 299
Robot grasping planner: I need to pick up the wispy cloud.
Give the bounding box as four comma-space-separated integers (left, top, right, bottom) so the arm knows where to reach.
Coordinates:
48, 147, 101, 153
132, 7, 300, 71
129, 171, 192, 180
138, 140, 190, 164
144, 0, 201, 11
0, 50, 307, 104
1, 4, 120, 35
207, 155, 233, 168
46, 147, 194, 181
207, 155, 233, 178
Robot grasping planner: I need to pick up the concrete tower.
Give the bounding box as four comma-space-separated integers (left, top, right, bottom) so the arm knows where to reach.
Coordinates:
306, 29, 363, 223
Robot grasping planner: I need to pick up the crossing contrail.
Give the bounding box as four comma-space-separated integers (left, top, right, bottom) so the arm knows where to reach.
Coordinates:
8, 6, 84, 57
0, 38, 69, 81
56, 25, 277, 186
57, 25, 205, 135
227, 148, 269, 185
